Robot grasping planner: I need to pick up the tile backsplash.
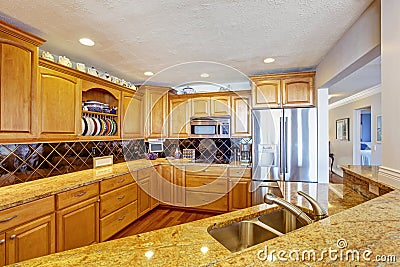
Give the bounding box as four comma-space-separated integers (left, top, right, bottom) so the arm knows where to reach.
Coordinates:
0, 137, 251, 188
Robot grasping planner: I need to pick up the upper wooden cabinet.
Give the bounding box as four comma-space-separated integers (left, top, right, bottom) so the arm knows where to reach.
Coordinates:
231, 91, 252, 137
191, 97, 210, 117
251, 72, 315, 108
121, 91, 144, 138
211, 96, 231, 116
38, 67, 81, 140
169, 97, 191, 138
0, 20, 45, 140
191, 96, 231, 117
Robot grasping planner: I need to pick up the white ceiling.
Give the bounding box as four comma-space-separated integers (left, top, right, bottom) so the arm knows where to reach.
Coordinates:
0, 0, 373, 86
329, 56, 381, 104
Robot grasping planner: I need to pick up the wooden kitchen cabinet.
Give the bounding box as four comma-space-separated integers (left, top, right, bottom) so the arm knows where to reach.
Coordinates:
0, 20, 44, 140
228, 179, 251, 211
191, 97, 210, 117
191, 96, 230, 117
137, 168, 153, 217
121, 91, 144, 138
151, 167, 160, 209
231, 92, 252, 137
250, 72, 315, 108
38, 66, 81, 139
159, 164, 174, 205
143, 86, 170, 138
169, 97, 191, 138
0, 233, 4, 266
211, 96, 230, 116
173, 166, 186, 207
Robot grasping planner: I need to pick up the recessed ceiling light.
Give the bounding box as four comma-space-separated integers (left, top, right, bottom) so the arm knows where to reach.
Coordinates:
200, 73, 210, 78
144, 71, 154, 76
79, 38, 95, 46
263, 57, 275, 64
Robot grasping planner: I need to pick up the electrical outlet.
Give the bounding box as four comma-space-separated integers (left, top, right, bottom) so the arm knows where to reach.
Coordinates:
92, 147, 96, 156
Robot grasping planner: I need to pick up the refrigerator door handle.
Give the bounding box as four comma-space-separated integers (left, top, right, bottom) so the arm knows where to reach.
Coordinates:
284, 117, 288, 173
279, 117, 284, 175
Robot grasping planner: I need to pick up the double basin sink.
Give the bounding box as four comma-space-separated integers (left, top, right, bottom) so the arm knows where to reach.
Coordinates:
208, 209, 307, 253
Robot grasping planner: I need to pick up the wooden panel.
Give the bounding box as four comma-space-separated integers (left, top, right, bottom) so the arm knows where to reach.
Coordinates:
100, 173, 134, 194
0, 233, 4, 267
56, 183, 99, 210
56, 197, 99, 252
211, 96, 230, 116
122, 92, 143, 138
0, 197, 54, 233
282, 76, 314, 106
185, 166, 228, 177
150, 168, 160, 209
159, 165, 173, 204
252, 79, 281, 108
0, 42, 35, 137
186, 176, 227, 194
6, 214, 55, 265
138, 167, 152, 180
146, 89, 168, 138
186, 191, 228, 212
228, 178, 251, 211
173, 167, 186, 207
100, 201, 138, 241
169, 98, 190, 138
191, 97, 210, 117
137, 178, 151, 217
229, 168, 251, 178
231, 93, 251, 137
100, 183, 137, 218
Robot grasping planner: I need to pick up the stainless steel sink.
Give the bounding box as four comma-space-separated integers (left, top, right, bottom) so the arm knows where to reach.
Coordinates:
208, 220, 280, 252
258, 209, 307, 234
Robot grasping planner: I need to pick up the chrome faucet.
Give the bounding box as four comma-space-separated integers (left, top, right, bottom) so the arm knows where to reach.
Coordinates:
264, 193, 313, 225
297, 191, 328, 221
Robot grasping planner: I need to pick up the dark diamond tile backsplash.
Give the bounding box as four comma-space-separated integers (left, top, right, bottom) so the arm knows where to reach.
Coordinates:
0, 139, 146, 188
0, 138, 250, 188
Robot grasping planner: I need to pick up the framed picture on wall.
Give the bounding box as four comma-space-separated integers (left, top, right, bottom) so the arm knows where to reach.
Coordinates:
336, 118, 350, 141
377, 115, 382, 143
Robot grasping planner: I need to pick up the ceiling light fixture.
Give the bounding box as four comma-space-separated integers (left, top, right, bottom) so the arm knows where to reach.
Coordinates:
263, 57, 275, 64
79, 38, 95, 46
200, 73, 210, 78
144, 71, 154, 76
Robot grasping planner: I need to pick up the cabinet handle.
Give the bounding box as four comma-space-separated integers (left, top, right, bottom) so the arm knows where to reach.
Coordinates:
202, 170, 209, 172
0, 215, 17, 223
117, 195, 125, 200
117, 179, 125, 183
74, 191, 87, 197
10, 235, 16, 240
118, 216, 125, 221
0, 239, 5, 244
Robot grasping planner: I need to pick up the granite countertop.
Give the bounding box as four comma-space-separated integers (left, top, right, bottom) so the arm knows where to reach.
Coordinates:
0, 159, 249, 211
341, 165, 395, 191
13, 186, 400, 266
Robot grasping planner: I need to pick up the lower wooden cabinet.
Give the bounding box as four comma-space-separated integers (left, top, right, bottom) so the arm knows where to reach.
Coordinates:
0, 233, 4, 266
228, 178, 252, 211
186, 191, 228, 212
56, 197, 99, 252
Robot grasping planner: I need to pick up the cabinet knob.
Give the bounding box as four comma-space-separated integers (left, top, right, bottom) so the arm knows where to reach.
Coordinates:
0, 239, 5, 244
10, 235, 16, 240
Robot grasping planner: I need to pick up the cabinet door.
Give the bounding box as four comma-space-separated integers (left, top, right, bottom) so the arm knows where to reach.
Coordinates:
191, 97, 211, 117
137, 178, 151, 217
56, 197, 99, 252
159, 165, 173, 204
211, 96, 230, 116
173, 167, 186, 207
169, 98, 190, 138
145, 89, 168, 138
282, 76, 314, 107
252, 79, 281, 108
0, 40, 38, 139
228, 179, 251, 211
0, 233, 4, 266
6, 214, 55, 265
38, 67, 80, 139
231, 93, 251, 137
150, 168, 160, 209
122, 92, 143, 138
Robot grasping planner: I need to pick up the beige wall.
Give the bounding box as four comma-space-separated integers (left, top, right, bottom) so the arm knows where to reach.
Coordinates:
380, 0, 400, 188
329, 93, 381, 175
316, 0, 381, 89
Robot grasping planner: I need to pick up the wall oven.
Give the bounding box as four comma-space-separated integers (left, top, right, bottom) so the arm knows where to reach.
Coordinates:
190, 116, 230, 138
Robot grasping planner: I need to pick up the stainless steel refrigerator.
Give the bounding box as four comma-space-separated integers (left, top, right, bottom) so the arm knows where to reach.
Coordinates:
252, 108, 318, 183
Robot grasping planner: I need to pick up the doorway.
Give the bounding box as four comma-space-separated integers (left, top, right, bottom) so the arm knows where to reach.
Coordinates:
353, 108, 372, 165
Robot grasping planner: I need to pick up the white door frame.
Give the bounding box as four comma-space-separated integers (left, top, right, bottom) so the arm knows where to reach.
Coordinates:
353, 110, 361, 165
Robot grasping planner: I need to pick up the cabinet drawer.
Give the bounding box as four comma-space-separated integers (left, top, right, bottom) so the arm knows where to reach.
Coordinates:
138, 167, 152, 180
0, 196, 54, 233
185, 166, 228, 177
100, 184, 138, 218
186, 191, 228, 212
56, 183, 99, 210
100, 173, 134, 194
100, 201, 138, 241
186, 176, 227, 193
229, 168, 251, 178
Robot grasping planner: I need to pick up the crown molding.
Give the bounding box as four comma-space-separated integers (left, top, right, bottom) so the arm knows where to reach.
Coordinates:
328, 84, 381, 110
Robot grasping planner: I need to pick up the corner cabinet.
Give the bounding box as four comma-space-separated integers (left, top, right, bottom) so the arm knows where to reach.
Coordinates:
38, 67, 81, 139
0, 20, 45, 140
231, 91, 252, 137
251, 72, 316, 108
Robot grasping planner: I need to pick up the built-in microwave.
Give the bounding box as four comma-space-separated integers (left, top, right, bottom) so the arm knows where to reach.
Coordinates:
190, 116, 230, 138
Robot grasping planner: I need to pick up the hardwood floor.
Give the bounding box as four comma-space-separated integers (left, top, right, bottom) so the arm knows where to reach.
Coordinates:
110, 207, 218, 240
329, 172, 343, 184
